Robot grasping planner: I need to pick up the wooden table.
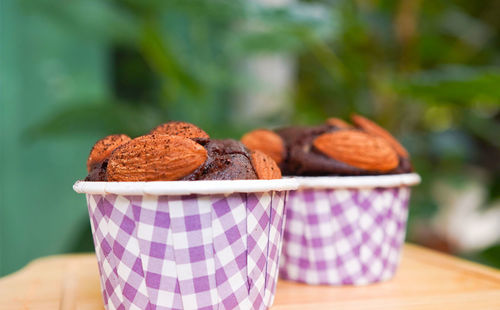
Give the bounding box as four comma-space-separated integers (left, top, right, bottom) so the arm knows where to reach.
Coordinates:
1, 244, 499, 309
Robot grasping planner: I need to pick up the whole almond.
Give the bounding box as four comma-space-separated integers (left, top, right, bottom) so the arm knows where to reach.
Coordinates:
87, 134, 131, 172
241, 129, 285, 164
150, 121, 209, 139
313, 130, 399, 172
326, 117, 352, 129
351, 114, 409, 158
106, 134, 207, 181
250, 150, 282, 180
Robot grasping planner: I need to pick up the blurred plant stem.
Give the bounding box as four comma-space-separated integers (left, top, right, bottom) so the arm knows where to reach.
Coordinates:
395, 0, 421, 72
140, 19, 202, 102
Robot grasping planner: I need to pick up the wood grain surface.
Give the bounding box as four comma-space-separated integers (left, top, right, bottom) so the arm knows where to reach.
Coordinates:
1, 244, 499, 309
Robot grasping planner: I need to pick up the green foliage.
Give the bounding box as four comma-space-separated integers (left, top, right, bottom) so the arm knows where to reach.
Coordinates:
23, 101, 165, 139
395, 67, 500, 104
26, 0, 336, 138
7, 0, 500, 271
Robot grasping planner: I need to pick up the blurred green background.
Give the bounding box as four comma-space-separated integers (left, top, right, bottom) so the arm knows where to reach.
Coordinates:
1, 0, 500, 276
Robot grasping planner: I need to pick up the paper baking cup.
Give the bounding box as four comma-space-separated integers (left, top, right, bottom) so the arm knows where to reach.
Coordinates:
279, 173, 420, 286
74, 179, 298, 310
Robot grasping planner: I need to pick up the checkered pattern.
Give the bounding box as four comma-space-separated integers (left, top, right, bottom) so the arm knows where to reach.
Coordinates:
279, 187, 410, 285
85, 191, 288, 310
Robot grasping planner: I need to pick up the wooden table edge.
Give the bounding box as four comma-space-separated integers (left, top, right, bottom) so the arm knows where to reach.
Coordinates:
403, 243, 500, 283
1, 243, 500, 310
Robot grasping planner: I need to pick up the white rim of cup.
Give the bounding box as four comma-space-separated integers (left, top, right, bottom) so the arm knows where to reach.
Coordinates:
73, 173, 420, 196
73, 178, 300, 196
290, 173, 421, 189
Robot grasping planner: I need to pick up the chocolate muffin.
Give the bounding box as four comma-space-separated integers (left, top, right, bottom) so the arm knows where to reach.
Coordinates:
277, 125, 412, 176
85, 122, 281, 181
242, 115, 413, 176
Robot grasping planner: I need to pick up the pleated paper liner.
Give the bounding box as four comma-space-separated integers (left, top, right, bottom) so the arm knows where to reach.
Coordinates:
74, 179, 298, 310
280, 173, 420, 286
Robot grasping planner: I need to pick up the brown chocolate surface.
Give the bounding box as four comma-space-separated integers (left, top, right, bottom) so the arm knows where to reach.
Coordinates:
85, 160, 108, 181
181, 139, 257, 180
277, 125, 413, 176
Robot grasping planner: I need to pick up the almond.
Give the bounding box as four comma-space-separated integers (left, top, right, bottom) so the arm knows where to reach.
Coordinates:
351, 114, 409, 158
87, 134, 131, 172
250, 150, 282, 180
326, 117, 352, 129
313, 130, 399, 172
106, 134, 207, 181
150, 121, 209, 139
241, 129, 285, 164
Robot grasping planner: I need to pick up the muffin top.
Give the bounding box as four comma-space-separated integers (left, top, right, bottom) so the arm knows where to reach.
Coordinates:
85, 122, 281, 181
241, 115, 413, 176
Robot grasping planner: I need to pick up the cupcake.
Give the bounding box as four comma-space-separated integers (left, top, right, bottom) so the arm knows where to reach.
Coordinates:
242, 115, 420, 285
86, 122, 280, 182
242, 115, 412, 177
75, 121, 297, 309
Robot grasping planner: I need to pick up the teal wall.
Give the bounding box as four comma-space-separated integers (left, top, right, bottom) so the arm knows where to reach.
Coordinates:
0, 0, 108, 275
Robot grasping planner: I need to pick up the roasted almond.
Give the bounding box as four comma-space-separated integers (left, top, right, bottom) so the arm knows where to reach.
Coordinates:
351, 114, 409, 158
326, 117, 352, 129
313, 130, 399, 172
87, 134, 131, 172
241, 129, 285, 164
150, 121, 209, 139
250, 150, 282, 180
106, 134, 207, 181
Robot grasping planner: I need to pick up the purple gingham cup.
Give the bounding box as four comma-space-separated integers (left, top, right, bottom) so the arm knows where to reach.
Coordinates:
279, 173, 420, 286
74, 179, 298, 310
